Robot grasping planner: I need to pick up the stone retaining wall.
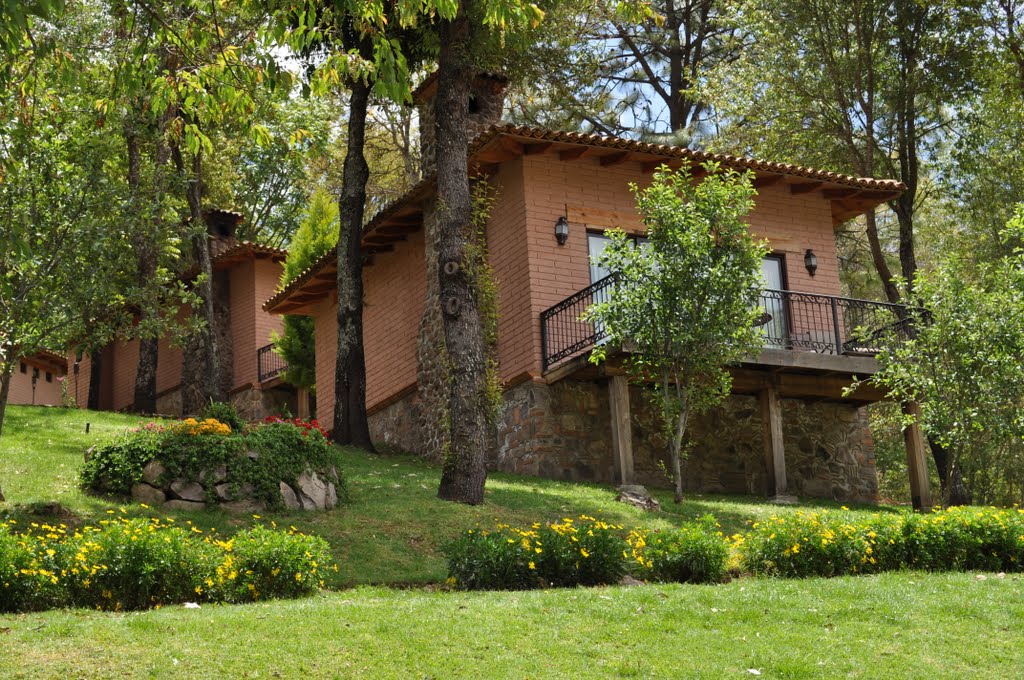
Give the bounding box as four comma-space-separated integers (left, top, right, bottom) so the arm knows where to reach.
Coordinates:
372, 378, 878, 503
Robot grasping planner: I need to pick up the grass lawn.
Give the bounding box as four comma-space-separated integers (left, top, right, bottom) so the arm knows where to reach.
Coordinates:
1, 573, 1021, 678
2, 405, 1021, 678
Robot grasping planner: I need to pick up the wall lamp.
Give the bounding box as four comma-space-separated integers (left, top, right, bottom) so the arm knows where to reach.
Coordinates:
555, 216, 569, 246
804, 249, 818, 277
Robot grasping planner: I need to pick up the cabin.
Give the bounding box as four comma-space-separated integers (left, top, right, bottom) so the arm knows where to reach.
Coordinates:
7, 351, 68, 407
71, 210, 295, 420
265, 75, 932, 507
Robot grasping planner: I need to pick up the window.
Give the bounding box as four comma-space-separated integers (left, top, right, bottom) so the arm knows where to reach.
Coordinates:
19, 362, 26, 374
45, 372, 53, 383
759, 255, 789, 349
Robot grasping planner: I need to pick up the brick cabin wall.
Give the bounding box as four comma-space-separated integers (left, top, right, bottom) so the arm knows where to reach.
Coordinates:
314, 227, 428, 437
230, 260, 257, 391
516, 154, 844, 377
7, 359, 65, 406
251, 259, 285, 383
305, 148, 877, 502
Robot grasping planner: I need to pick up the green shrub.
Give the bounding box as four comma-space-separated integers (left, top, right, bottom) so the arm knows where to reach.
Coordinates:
736, 507, 1024, 578
221, 524, 333, 602
0, 518, 335, 612
0, 522, 63, 612
444, 526, 539, 591
534, 516, 629, 587
79, 425, 166, 495
445, 516, 628, 591
60, 518, 221, 611
201, 401, 246, 432
80, 418, 344, 509
902, 506, 1024, 572
629, 516, 729, 584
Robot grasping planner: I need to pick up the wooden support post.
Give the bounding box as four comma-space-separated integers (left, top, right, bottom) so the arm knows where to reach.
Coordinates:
608, 375, 634, 485
760, 384, 795, 503
902, 402, 932, 511
297, 387, 310, 419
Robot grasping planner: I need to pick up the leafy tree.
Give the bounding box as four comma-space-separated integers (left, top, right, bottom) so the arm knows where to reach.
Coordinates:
510, 0, 745, 141
870, 205, 1024, 506
586, 164, 767, 502
0, 42, 127, 439
273, 188, 340, 391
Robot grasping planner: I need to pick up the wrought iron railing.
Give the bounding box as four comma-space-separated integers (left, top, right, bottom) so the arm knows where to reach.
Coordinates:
257, 343, 287, 383
540, 282, 910, 372
540, 273, 619, 371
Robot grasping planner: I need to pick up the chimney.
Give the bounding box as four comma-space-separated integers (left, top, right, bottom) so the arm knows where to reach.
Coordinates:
413, 71, 509, 173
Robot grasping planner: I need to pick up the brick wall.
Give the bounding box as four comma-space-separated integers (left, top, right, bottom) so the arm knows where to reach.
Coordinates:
230, 261, 256, 390
251, 259, 285, 385
518, 154, 846, 376
314, 228, 428, 433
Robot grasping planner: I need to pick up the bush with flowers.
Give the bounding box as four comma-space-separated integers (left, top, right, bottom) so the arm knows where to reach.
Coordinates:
80, 414, 344, 510
445, 515, 629, 590
736, 506, 1024, 578
0, 516, 332, 612
627, 515, 730, 584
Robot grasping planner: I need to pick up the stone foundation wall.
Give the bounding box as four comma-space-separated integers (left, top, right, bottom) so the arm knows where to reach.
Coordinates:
368, 392, 430, 456
496, 379, 878, 503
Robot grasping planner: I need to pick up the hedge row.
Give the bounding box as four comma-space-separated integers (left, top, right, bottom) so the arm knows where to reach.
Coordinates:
0, 517, 332, 612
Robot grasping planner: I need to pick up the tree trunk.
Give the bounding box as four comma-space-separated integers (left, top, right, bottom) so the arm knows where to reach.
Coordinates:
333, 70, 374, 451
88, 349, 103, 410
928, 440, 971, 506
0, 362, 12, 440
864, 208, 900, 304
126, 124, 158, 414
173, 144, 222, 413
435, 5, 493, 505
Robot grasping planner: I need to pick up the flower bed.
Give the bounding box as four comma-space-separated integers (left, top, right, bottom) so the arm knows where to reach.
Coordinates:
81, 406, 344, 513
0, 517, 332, 612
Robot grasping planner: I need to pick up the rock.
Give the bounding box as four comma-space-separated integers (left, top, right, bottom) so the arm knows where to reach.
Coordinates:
169, 479, 206, 503
131, 483, 166, 506
221, 499, 267, 514
215, 483, 232, 501
200, 465, 228, 484
325, 482, 338, 509
238, 483, 254, 497
84, 445, 96, 462
296, 470, 329, 510
246, 450, 259, 461
620, 575, 645, 587
616, 485, 661, 512
279, 481, 301, 510
183, 602, 201, 609
164, 499, 206, 511
142, 460, 166, 486
326, 465, 340, 482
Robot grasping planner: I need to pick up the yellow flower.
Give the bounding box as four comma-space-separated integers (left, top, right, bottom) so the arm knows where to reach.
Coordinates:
528, 561, 536, 570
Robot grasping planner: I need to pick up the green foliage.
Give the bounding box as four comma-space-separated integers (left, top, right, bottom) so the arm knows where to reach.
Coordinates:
586, 163, 767, 500
0, 517, 332, 612
870, 205, 1024, 505
0, 522, 63, 612
628, 516, 729, 584
79, 427, 166, 495
737, 507, 1024, 578
273, 188, 340, 390
224, 524, 333, 602
201, 401, 246, 433
80, 418, 343, 508
445, 516, 629, 590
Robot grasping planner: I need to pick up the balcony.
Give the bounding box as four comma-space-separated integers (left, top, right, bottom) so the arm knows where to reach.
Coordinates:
540, 274, 910, 372
257, 343, 287, 383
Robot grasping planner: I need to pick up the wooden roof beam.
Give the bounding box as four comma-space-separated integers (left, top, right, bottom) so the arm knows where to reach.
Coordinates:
789, 181, 824, 195
753, 175, 784, 189
599, 151, 631, 166
558, 146, 589, 161
523, 141, 554, 155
